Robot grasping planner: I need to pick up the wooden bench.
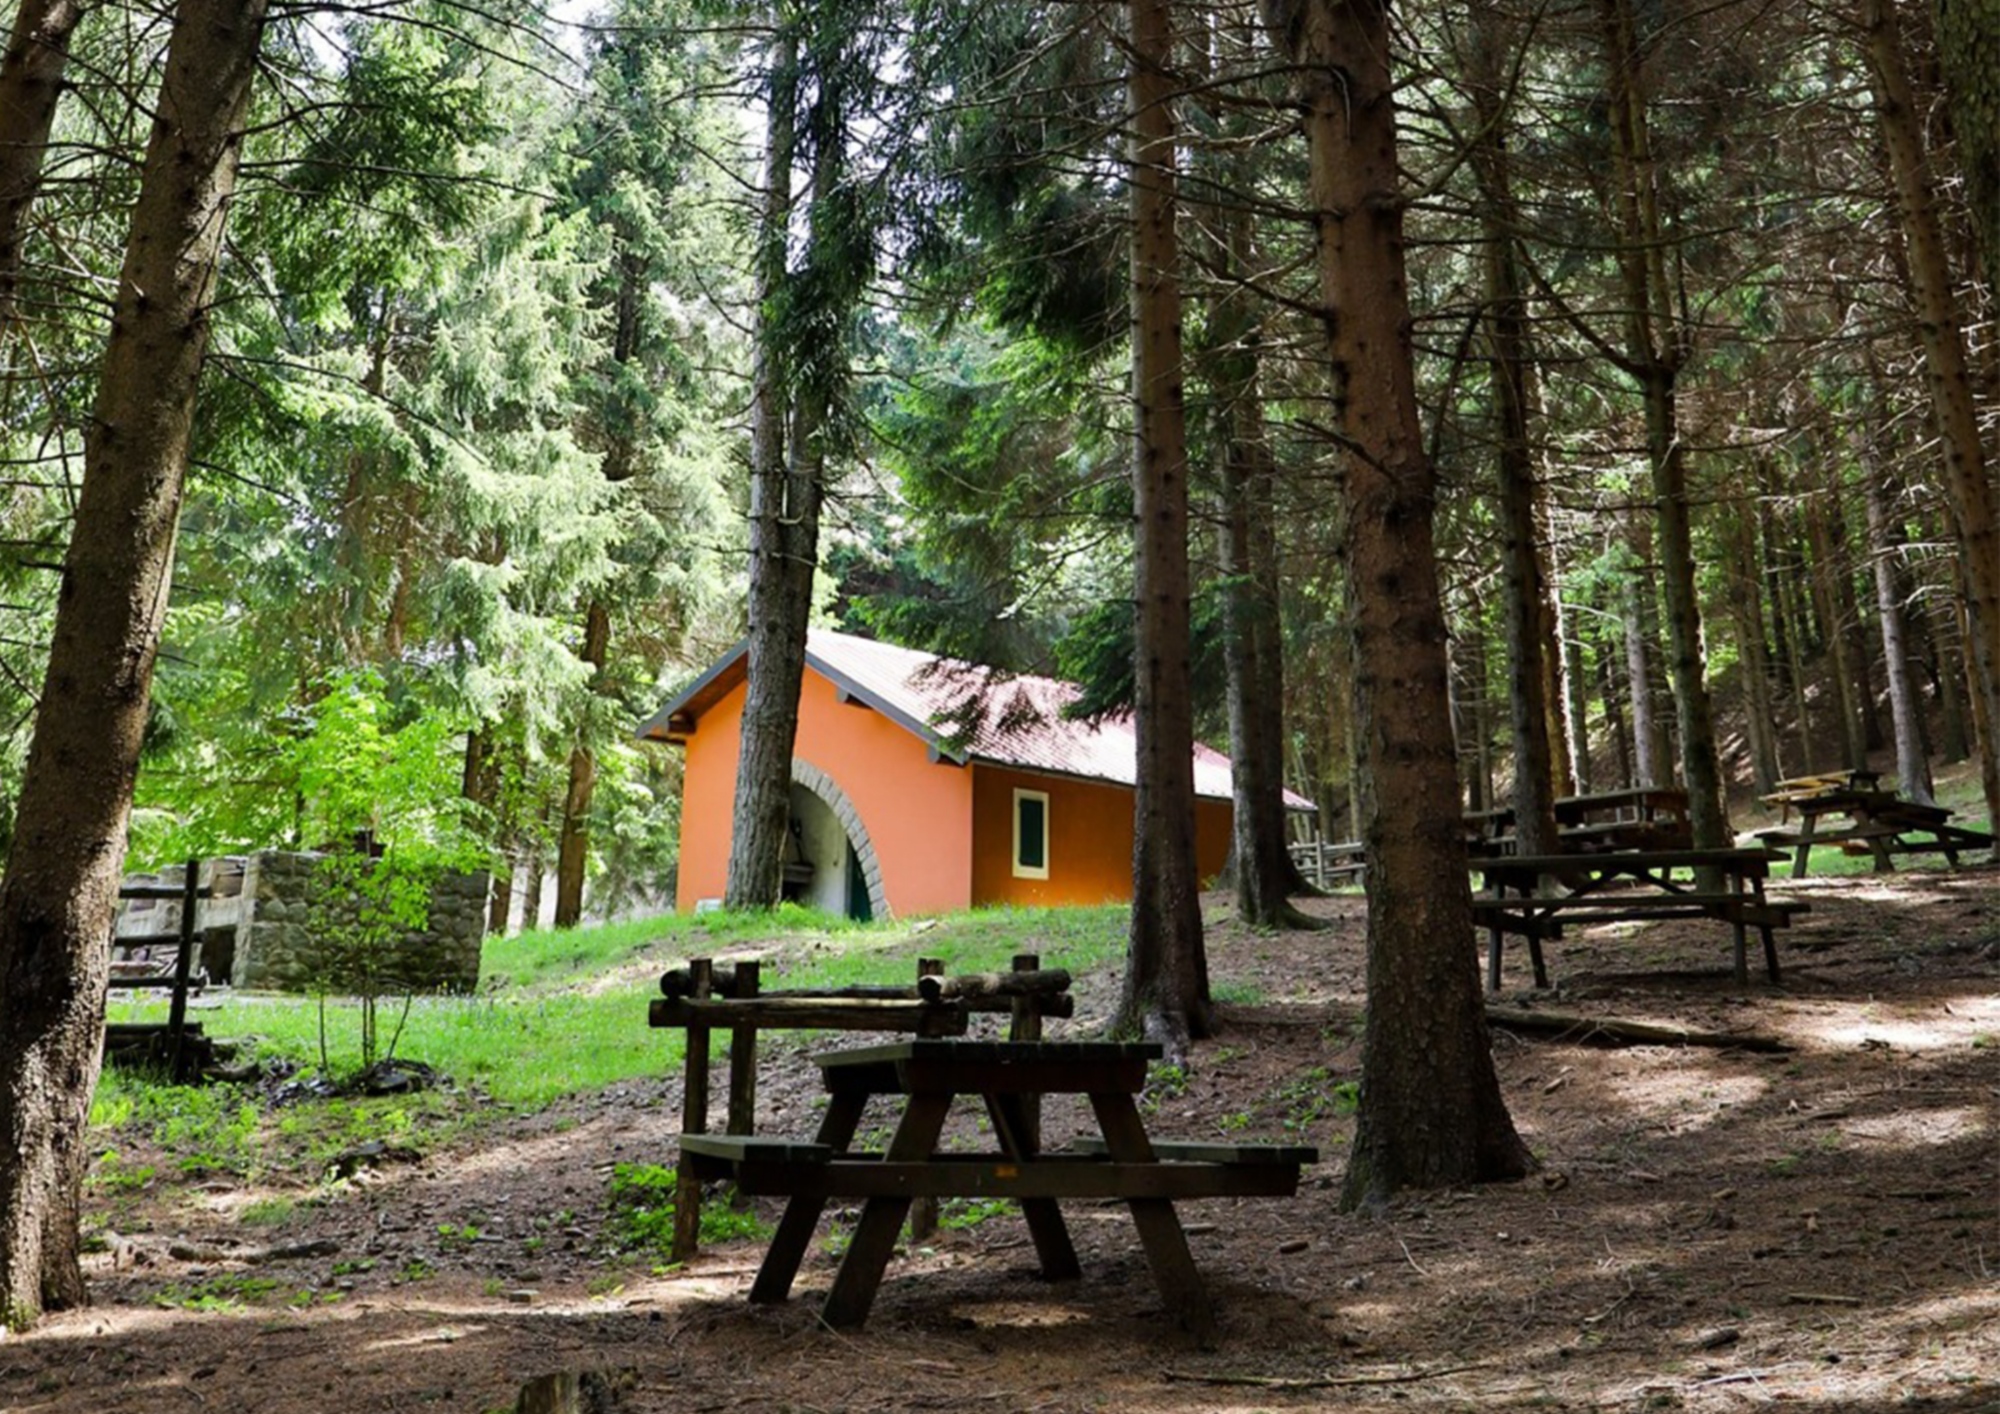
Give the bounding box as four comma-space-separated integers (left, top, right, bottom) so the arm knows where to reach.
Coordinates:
1066, 1136, 1319, 1167
1472, 848, 1809, 991
104, 860, 211, 1081
1289, 838, 1367, 888
679, 1133, 1314, 1202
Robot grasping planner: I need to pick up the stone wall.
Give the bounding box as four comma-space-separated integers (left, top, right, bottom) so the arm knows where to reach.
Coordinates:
230, 851, 487, 995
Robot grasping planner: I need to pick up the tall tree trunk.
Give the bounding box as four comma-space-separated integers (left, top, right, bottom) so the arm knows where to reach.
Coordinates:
554, 599, 610, 927
1598, 0, 1726, 845
1861, 0, 2000, 850
1563, 620, 1593, 794
1469, 7, 1559, 857
1807, 495, 1869, 772
1598, 615, 1634, 788
0, 0, 265, 1325
1206, 70, 1305, 924
1265, 0, 1528, 1206
1826, 473, 1887, 754
1116, 0, 1208, 1052
1778, 550, 1816, 769
1620, 520, 1668, 788
723, 27, 813, 909
0, 0, 84, 343
1861, 430, 1935, 803
1725, 509, 1782, 796
1927, 570, 1971, 761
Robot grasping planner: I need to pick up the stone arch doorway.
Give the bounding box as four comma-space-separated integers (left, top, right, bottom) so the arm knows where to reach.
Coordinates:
787, 760, 889, 921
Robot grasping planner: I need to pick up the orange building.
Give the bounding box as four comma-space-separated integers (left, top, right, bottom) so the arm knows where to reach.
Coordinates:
639, 629, 1290, 920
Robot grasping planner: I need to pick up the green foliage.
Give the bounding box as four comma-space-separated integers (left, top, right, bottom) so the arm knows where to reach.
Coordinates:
152, 1274, 281, 1313
1277, 1068, 1360, 1135
603, 1163, 767, 1256
937, 1196, 1015, 1231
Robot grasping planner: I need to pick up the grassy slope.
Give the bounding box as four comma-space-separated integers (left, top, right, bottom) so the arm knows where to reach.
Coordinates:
98, 904, 1130, 1179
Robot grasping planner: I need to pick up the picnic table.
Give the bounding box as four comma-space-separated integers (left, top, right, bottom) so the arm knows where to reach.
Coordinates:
1462, 787, 1693, 858
1470, 847, 1807, 992
1754, 774, 1990, 878
677, 1038, 1315, 1342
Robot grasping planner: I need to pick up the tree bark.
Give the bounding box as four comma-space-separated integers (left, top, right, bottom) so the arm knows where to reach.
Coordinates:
1861, 430, 1935, 803
1620, 518, 1669, 788
1806, 493, 1869, 772
723, 26, 813, 910
554, 598, 610, 927
1468, 6, 1559, 858
1724, 508, 1782, 795
1861, 0, 2000, 851
0, 0, 85, 343
0, 0, 266, 1326
1264, 0, 1529, 1205
1115, 0, 1209, 1052
1562, 619, 1593, 793
1597, 0, 1726, 846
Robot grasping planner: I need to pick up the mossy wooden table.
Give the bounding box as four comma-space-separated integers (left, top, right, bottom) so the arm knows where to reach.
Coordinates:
678, 1039, 1316, 1343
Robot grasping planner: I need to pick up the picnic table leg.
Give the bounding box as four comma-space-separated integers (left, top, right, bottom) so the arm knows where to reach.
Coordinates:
1790, 812, 1817, 879
821, 1090, 953, 1329
983, 1092, 1081, 1281
1730, 909, 1749, 986
1526, 911, 1550, 990
748, 1089, 867, 1305
1750, 877, 1781, 983
1086, 1090, 1217, 1347
672, 960, 715, 1263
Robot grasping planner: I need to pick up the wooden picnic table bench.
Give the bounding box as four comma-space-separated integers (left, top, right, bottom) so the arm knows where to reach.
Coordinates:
1470, 847, 1808, 992
1751, 786, 1992, 877
677, 1038, 1314, 1343
650, 953, 1072, 1260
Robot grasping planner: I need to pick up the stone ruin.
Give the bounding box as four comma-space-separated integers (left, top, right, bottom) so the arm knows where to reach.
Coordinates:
115, 852, 489, 994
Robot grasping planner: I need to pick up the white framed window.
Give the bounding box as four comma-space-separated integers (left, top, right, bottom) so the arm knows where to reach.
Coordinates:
1012, 788, 1050, 880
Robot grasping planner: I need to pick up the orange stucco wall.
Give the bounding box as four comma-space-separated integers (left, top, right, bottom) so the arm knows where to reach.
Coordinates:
674, 668, 974, 916
968, 764, 1234, 908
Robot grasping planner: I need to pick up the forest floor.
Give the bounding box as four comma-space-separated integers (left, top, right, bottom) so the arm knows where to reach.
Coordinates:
5, 862, 1998, 1413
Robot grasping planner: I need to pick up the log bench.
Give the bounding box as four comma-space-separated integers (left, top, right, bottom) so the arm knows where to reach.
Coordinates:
1472, 848, 1809, 991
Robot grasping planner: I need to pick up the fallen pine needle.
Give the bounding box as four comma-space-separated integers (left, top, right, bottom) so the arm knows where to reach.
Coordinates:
1164, 1362, 1488, 1390
1786, 1291, 1862, 1306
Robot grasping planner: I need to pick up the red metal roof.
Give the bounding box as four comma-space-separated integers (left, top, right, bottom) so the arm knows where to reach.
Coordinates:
639, 627, 1312, 809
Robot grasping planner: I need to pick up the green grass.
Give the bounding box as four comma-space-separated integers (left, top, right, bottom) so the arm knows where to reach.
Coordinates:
97, 902, 1132, 1184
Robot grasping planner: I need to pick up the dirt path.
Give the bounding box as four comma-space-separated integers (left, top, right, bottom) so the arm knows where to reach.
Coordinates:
4, 867, 1997, 1413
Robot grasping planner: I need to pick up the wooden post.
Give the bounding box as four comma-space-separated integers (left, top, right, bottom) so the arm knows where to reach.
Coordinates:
1009, 953, 1042, 1149
727, 960, 759, 1135
671, 958, 714, 1262
166, 858, 200, 1083
908, 956, 945, 1242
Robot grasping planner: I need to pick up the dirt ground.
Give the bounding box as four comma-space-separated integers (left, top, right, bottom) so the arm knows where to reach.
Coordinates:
3, 863, 1997, 1413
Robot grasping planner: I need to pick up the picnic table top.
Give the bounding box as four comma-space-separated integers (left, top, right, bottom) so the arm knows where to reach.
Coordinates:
1474, 846, 1775, 876
814, 1039, 1162, 1070
1555, 786, 1690, 812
